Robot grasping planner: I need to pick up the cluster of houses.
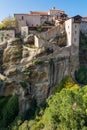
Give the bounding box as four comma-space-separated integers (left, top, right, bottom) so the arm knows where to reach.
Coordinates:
0, 7, 87, 47
14, 7, 68, 31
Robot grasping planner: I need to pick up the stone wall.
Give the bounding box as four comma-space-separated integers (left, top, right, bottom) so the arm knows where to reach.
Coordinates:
0, 18, 80, 112
21, 26, 29, 38
34, 35, 46, 48
80, 22, 87, 35
39, 25, 64, 40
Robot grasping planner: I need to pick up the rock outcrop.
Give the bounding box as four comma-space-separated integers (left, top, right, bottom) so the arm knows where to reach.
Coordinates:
0, 34, 79, 113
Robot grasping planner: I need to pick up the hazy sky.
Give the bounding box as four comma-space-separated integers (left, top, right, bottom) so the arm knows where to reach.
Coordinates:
0, 0, 87, 22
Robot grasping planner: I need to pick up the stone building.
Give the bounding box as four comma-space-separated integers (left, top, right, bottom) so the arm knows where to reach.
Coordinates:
65, 15, 82, 76
80, 17, 87, 35
14, 14, 41, 32
14, 7, 68, 32
65, 15, 82, 47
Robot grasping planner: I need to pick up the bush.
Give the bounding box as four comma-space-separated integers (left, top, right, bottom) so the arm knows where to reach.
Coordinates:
0, 96, 11, 128
3, 94, 19, 127
80, 32, 87, 51
41, 86, 87, 130
75, 65, 87, 85
54, 76, 74, 93
20, 81, 28, 88
33, 59, 43, 65
36, 26, 43, 32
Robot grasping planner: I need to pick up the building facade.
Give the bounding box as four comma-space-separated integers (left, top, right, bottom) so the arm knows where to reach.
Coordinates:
65, 15, 81, 47
14, 7, 68, 32
80, 17, 87, 34
65, 15, 82, 76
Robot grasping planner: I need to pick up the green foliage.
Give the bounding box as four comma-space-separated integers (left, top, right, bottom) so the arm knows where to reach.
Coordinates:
10, 117, 23, 130
75, 65, 87, 85
2, 78, 87, 130
3, 94, 19, 127
80, 32, 87, 51
0, 96, 11, 128
23, 69, 32, 76
54, 76, 75, 93
10, 98, 37, 130
36, 26, 43, 32
20, 81, 28, 88
41, 86, 87, 130
33, 59, 43, 65
13, 48, 22, 58
0, 79, 6, 83
0, 15, 18, 30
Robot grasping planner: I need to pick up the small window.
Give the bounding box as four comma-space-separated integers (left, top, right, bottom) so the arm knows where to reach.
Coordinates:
74, 38, 76, 42
22, 16, 24, 20
75, 31, 77, 34
75, 25, 77, 28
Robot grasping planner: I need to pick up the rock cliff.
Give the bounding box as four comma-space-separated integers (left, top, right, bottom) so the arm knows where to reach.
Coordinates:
0, 35, 79, 113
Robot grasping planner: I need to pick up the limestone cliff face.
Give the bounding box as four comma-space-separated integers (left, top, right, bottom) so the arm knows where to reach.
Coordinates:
0, 37, 79, 113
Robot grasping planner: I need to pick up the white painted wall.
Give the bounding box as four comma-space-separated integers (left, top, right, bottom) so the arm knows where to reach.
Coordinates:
65, 19, 72, 46
26, 15, 41, 26
65, 18, 80, 47
14, 14, 41, 32
21, 26, 29, 38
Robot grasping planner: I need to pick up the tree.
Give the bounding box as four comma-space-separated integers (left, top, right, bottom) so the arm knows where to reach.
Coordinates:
41, 86, 87, 130
3, 94, 19, 127
0, 15, 18, 29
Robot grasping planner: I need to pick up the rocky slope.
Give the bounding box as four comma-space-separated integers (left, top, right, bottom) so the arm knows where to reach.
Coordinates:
0, 34, 78, 113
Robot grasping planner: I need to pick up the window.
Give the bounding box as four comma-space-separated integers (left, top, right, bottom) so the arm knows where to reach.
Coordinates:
75, 25, 77, 28
75, 31, 77, 34
74, 38, 76, 42
22, 16, 24, 20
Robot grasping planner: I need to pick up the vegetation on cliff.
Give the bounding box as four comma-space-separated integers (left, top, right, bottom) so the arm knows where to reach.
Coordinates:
0, 94, 19, 129
0, 15, 18, 30
1, 77, 87, 130
75, 65, 87, 85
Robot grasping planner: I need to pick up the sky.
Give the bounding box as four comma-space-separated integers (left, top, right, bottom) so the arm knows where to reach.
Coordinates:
0, 0, 87, 22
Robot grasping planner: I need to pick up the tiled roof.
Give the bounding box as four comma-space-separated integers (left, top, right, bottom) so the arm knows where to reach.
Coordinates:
30, 11, 48, 16
14, 14, 29, 16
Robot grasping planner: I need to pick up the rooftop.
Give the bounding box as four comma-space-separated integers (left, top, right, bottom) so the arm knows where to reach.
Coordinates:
30, 11, 48, 16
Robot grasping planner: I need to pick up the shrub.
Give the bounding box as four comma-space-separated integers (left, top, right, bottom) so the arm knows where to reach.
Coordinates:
41, 86, 87, 130
20, 81, 27, 88
33, 59, 43, 65
3, 94, 19, 127
36, 26, 42, 32
21, 98, 37, 121
75, 65, 87, 85
0, 96, 11, 128
80, 32, 87, 51
23, 69, 32, 76
54, 76, 74, 93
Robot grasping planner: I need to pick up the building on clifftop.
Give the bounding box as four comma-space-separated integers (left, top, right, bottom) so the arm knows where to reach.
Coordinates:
14, 7, 68, 32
